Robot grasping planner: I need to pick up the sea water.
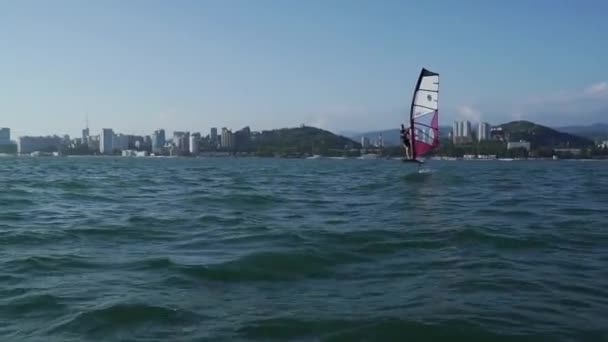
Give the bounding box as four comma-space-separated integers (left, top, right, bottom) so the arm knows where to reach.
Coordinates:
1, 157, 607, 341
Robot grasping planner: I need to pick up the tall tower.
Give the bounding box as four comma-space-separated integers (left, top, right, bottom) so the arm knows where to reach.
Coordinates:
210, 128, 218, 144
463, 120, 471, 139
82, 115, 90, 144
100, 129, 114, 155
0, 128, 10, 145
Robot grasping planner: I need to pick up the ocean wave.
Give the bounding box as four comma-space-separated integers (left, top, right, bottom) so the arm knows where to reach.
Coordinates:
0, 212, 25, 221
125, 215, 189, 229
401, 171, 435, 183
197, 214, 244, 226
4, 255, 99, 273
0, 286, 29, 299
315, 229, 408, 246
218, 193, 282, 207
238, 318, 546, 341
55, 180, 91, 191
559, 207, 606, 216
65, 224, 174, 242
452, 227, 548, 250
3, 293, 66, 316
448, 276, 545, 294
352, 180, 395, 191
1, 231, 68, 247
0, 197, 35, 206
476, 208, 540, 218
177, 250, 366, 282
355, 238, 446, 254
50, 303, 202, 336
60, 192, 116, 203
216, 231, 307, 246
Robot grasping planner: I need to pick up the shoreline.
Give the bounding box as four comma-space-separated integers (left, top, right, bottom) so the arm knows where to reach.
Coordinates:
3, 153, 608, 161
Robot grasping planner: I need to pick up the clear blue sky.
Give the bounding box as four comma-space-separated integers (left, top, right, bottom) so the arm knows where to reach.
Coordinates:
1, 0, 607, 137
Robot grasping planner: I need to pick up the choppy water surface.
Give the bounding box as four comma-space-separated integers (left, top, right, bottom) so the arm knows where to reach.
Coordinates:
1, 157, 607, 341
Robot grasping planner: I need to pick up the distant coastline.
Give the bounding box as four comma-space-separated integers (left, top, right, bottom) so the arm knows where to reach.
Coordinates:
5, 152, 608, 162
2, 120, 608, 159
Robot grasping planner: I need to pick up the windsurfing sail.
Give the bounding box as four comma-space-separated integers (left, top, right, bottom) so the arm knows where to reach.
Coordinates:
408, 68, 440, 160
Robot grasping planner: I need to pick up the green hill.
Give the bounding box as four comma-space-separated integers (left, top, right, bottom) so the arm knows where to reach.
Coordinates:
500, 120, 594, 148
252, 126, 359, 156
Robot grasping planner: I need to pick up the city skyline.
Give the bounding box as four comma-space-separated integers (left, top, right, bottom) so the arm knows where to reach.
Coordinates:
11, 124, 238, 155
1, 1, 607, 137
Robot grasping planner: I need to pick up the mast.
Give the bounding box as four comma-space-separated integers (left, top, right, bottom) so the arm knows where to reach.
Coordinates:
409, 69, 426, 160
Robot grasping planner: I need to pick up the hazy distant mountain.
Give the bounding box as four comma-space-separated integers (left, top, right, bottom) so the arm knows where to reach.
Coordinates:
337, 130, 361, 137
554, 123, 608, 141
349, 127, 452, 146
501, 121, 594, 148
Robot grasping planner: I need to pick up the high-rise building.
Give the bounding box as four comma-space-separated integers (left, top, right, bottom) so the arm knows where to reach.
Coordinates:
189, 133, 201, 155
143, 135, 152, 151
17, 136, 62, 154
462, 120, 471, 138
453, 120, 474, 144
152, 129, 165, 153
234, 126, 251, 149
210, 128, 218, 144
113, 134, 129, 151
0, 128, 10, 145
88, 135, 100, 151
361, 136, 370, 148
478, 122, 491, 141
82, 128, 89, 144
100, 128, 114, 155
127, 135, 143, 150
173, 131, 189, 153
221, 128, 233, 148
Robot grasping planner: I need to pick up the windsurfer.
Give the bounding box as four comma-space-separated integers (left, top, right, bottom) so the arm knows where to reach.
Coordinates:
400, 124, 411, 159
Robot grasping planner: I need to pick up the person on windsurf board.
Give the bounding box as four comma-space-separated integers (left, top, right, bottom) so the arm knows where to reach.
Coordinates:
400, 124, 411, 159
401, 68, 440, 164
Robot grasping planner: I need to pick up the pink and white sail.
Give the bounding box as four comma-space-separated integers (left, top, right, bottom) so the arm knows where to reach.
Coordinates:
409, 68, 440, 160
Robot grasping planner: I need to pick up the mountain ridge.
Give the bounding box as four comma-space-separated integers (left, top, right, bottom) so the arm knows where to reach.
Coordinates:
554, 123, 608, 141
499, 120, 594, 148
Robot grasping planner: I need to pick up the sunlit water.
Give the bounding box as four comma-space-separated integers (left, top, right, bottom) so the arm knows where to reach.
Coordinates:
1, 157, 607, 341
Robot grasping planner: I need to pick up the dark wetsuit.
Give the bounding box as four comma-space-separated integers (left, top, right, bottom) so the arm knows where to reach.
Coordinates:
401, 130, 410, 148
